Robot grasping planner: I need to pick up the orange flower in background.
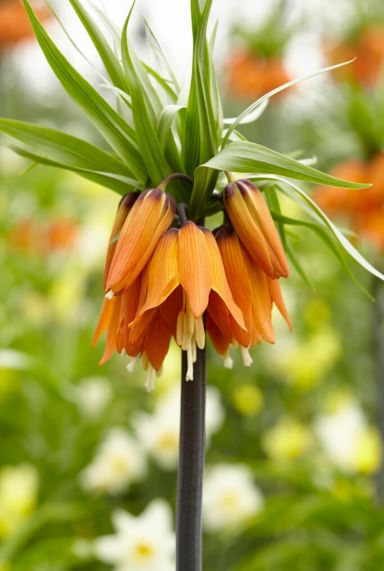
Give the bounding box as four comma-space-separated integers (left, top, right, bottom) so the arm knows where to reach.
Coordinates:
94, 181, 291, 389
326, 25, 384, 88
0, 0, 50, 49
9, 217, 78, 255
314, 154, 384, 250
225, 51, 290, 101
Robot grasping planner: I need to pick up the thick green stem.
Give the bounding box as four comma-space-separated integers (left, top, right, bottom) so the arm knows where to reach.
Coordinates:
176, 347, 206, 571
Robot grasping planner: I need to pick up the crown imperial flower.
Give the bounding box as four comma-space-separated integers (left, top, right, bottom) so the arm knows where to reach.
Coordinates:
93, 176, 293, 388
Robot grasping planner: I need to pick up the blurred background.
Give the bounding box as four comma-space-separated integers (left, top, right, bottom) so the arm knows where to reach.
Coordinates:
1, 0, 384, 569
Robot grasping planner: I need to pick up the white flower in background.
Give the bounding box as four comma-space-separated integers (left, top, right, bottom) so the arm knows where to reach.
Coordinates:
0, 349, 30, 370
0, 464, 39, 538
314, 400, 381, 474
94, 499, 175, 571
203, 464, 264, 533
81, 429, 146, 494
73, 376, 112, 418
133, 386, 224, 470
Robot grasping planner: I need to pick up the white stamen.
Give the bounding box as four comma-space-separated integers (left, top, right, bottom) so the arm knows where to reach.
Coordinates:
224, 353, 234, 369
145, 367, 156, 392
241, 347, 253, 367
126, 357, 138, 373
186, 346, 194, 381
105, 290, 114, 300
195, 317, 206, 349
191, 337, 197, 363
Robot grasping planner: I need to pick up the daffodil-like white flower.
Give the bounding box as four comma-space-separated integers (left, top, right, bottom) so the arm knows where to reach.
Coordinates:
80, 429, 146, 494
203, 464, 264, 533
133, 386, 224, 470
94, 500, 175, 571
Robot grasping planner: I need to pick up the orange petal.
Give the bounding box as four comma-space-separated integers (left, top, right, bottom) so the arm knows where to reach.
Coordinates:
224, 182, 275, 277
129, 308, 156, 344
93, 297, 118, 346
239, 180, 289, 278
206, 313, 231, 356
178, 222, 211, 318
99, 296, 123, 365
244, 251, 275, 344
137, 228, 179, 315
215, 226, 253, 321
143, 312, 173, 371
160, 286, 183, 336
269, 278, 292, 331
103, 192, 139, 288
106, 189, 175, 293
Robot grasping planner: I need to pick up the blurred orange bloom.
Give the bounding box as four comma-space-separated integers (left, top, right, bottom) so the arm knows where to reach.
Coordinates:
0, 0, 50, 49
314, 155, 384, 250
9, 217, 78, 255
225, 51, 290, 101
326, 25, 384, 88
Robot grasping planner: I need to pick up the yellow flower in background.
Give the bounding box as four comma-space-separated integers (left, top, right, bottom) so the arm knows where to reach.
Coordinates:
304, 298, 332, 329
0, 465, 39, 538
232, 384, 264, 416
263, 418, 312, 461
279, 327, 341, 389
355, 427, 381, 475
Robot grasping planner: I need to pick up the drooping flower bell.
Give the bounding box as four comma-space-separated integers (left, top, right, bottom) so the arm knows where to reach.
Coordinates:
105, 188, 176, 296
129, 221, 245, 382
208, 224, 291, 366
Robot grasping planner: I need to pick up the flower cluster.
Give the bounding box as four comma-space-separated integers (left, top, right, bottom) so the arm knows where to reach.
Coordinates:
94, 179, 291, 388
314, 155, 384, 251
326, 25, 384, 88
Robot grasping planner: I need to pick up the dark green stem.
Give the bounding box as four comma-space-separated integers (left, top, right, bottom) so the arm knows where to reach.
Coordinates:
176, 347, 206, 571
158, 173, 193, 191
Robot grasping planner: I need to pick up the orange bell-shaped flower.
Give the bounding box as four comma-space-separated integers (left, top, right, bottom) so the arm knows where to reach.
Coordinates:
105, 188, 176, 296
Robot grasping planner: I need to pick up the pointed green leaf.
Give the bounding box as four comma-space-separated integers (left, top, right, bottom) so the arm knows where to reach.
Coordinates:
261, 175, 384, 282
68, 0, 128, 91
271, 210, 371, 296
120, 9, 170, 185
203, 141, 371, 188
12, 146, 135, 194
0, 119, 134, 176
23, 0, 146, 182
184, 0, 222, 174
0, 119, 138, 193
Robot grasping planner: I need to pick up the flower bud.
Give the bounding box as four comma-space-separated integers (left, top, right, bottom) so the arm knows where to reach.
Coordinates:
224, 179, 289, 278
